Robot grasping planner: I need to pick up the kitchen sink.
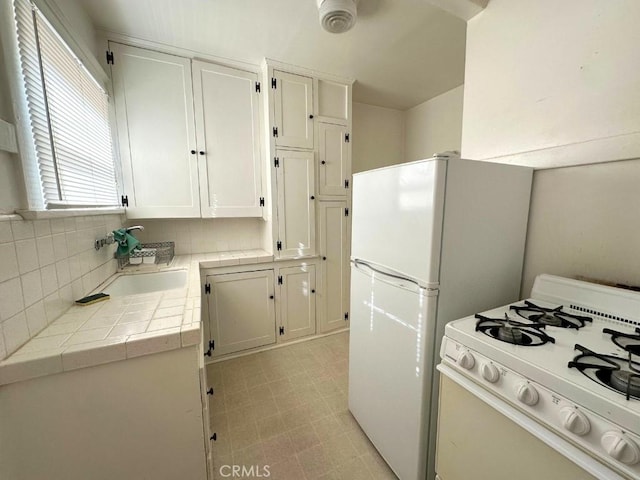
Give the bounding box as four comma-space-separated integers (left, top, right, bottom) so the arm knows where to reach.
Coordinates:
102, 270, 187, 296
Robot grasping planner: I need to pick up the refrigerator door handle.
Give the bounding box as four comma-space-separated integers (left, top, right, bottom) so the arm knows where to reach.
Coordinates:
352, 259, 438, 291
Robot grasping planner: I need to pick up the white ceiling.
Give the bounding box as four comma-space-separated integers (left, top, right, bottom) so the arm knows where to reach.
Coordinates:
76, 0, 467, 110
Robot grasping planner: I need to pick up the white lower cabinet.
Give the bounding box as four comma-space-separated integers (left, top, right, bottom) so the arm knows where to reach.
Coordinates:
277, 264, 316, 341
318, 201, 350, 333
0, 347, 208, 480
206, 270, 276, 357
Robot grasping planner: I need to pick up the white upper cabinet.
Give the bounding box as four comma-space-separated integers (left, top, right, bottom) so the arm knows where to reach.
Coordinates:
272, 71, 314, 149
193, 61, 263, 218
318, 122, 350, 197
318, 201, 350, 333
110, 42, 201, 218
276, 150, 316, 258
277, 265, 316, 341
317, 79, 350, 124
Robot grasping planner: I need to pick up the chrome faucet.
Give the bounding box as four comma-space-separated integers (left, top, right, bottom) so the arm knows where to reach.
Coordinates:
126, 225, 145, 233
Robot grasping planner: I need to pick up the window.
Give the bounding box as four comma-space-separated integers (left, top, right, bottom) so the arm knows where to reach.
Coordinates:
13, 0, 118, 208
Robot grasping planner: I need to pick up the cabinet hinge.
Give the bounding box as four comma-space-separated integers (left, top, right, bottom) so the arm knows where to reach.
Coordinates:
279, 326, 285, 335
204, 283, 211, 294
106, 50, 114, 65
120, 195, 128, 207
273, 126, 278, 137
259, 197, 265, 207
255, 81, 261, 93
204, 339, 214, 357
345, 207, 349, 217
344, 133, 350, 143
271, 77, 277, 89
274, 157, 279, 168
278, 275, 283, 285
344, 179, 350, 189
276, 240, 282, 251
344, 312, 349, 321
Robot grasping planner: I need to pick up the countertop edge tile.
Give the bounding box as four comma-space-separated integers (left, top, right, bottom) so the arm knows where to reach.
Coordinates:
126, 328, 181, 359
0, 350, 64, 386
61, 338, 127, 372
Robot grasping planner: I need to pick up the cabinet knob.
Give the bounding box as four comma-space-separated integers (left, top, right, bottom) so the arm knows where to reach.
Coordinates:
321, 160, 326, 165
210, 433, 217, 441
206, 387, 213, 395
309, 114, 314, 119
310, 195, 315, 200
199, 151, 205, 155
311, 289, 315, 293
269, 295, 274, 299
190, 150, 196, 154
322, 256, 327, 261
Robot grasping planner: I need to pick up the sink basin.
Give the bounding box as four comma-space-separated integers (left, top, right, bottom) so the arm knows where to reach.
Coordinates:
103, 270, 187, 296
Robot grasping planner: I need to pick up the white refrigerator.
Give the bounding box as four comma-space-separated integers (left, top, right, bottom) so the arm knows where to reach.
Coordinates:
348, 154, 533, 480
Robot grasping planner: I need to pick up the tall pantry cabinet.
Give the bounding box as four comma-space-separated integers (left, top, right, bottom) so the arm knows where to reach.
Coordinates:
109, 42, 264, 219
265, 61, 353, 334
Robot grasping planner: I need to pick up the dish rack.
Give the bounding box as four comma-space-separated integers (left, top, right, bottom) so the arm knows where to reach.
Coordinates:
116, 242, 174, 269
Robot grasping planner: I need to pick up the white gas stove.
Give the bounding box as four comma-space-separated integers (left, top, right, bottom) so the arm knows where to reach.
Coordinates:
438, 274, 640, 480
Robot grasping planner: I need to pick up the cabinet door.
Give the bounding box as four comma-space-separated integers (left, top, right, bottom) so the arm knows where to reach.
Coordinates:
273, 71, 313, 149
318, 122, 350, 197
110, 42, 200, 218
193, 61, 263, 218
207, 270, 276, 357
318, 202, 350, 333
278, 265, 316, 341
276, 150, 316, 257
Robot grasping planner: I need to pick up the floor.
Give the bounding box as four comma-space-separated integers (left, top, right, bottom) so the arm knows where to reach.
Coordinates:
206, 332, 398, 480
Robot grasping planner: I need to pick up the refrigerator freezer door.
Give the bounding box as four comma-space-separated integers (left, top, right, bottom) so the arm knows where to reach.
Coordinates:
348, 263, 438, 480
351, 158, 446, 287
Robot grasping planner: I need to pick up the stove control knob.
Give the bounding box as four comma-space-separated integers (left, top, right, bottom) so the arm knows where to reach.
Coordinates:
560, 407, 590, 436
457, 350, 475, 370
481, 362, 500, 383
601, 431, 640, 465
516, 383, 539, 406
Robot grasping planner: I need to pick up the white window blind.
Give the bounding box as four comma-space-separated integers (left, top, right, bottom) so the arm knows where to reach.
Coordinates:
13, 0, 118, 207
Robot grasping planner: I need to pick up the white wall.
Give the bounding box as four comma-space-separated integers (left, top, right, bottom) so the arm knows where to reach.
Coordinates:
352, 102, 404, 173
522, 159, 640, 295
462, 0, 640, 168
404, 85, 463, 162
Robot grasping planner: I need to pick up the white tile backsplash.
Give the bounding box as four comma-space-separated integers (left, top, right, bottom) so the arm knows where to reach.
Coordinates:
15, 239, 39, 274
20, 269, 43, 307
36, 236, 55, 266
0, 277, 24, 321
0, 222, 13, 243
11, 220, 34, 240
128, 218, 263, 255
0, 243, 19, 282
0, 214, 125, 360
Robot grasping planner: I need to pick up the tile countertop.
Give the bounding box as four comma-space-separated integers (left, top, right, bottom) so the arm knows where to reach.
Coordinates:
0, 249, 274, 386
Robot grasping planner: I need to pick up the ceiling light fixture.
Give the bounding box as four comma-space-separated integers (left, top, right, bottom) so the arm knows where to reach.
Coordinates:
317, 0, 358, 34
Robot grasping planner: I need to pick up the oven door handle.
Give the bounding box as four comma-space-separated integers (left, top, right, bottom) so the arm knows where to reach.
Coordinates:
436, 363, 626, 480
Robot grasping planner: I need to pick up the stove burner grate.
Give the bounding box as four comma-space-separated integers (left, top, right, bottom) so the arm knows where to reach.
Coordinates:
510, 301, 592, 329
603, 327, 640, 356
568, 344, 640, 401
475, 313, 556, 347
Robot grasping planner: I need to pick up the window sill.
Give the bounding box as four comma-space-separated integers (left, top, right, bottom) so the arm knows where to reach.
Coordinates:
16, 207, 125, 220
